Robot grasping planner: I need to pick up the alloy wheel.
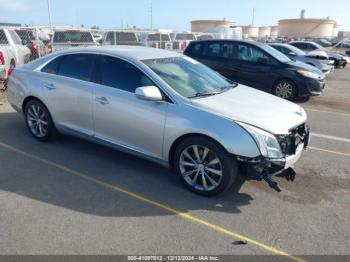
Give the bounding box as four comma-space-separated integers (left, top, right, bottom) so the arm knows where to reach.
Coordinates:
275, 81, 294, 99
179, 145, 223, 192
27, 104, 49, 138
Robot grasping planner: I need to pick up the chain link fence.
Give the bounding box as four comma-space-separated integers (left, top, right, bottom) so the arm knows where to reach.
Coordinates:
1, 24, 350, 92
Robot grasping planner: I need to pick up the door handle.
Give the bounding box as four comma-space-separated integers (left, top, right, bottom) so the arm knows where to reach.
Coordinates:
95, 96, 110, 105
44, 83, 56, 90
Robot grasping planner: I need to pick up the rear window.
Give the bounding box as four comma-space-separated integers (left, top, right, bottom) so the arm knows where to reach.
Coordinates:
53, 31, 94, 43
148, 34, 171, 42
15, 30, 35, 41
106, 32, 138, 42
41, 56, 64, 75
57, 54, 96, 81
174, 33, 195, 41
0, 30, 8, 44
186, 42, 204, 56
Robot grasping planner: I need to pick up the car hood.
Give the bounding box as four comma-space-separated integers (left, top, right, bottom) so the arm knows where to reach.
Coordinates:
329, 52, 345, 59
191, 85, 307, 135
288, 59, 323, 74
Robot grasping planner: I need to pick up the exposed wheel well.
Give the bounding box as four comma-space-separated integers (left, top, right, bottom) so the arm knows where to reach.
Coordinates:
22, 96, 45, 113
168, 133, 230, 168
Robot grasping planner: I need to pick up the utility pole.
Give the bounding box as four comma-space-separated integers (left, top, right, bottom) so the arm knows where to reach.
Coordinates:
46, 0, 53, 31
150, 1, 153, 30
252, 8, 255, 26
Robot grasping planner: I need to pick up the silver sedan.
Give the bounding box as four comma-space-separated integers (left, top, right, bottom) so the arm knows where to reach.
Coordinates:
7, 46, 309, 195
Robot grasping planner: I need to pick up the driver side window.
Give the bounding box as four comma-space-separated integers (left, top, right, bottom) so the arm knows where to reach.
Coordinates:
237, 44, 270, 63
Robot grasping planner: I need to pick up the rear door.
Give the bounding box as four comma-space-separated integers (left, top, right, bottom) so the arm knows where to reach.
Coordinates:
40, 53, 97, 135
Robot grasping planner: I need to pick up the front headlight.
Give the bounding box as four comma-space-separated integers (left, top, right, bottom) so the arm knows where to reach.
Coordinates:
238, 122, 283, 159
297, 70, 320, 79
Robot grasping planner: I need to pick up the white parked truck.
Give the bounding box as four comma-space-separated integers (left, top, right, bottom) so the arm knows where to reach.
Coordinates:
0, 28, 31, 81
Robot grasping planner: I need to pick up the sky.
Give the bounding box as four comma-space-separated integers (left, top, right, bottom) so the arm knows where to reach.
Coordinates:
1, 0, 349, 31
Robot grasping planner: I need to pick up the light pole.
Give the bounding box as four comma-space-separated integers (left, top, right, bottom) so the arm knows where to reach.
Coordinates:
47, 0, 53, 31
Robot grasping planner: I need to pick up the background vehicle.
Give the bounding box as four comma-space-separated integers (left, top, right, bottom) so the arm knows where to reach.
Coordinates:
15, 29, 47, 60
102, 31, 142, 46
269, 43, 333, 75
49, 30, 99, 52
7, 46, 309, 196
171, 32, 196, 51
0, 28, 31, 82
184, 40, 325, 100
289, 41, 346, 68
146, 33, 173, 50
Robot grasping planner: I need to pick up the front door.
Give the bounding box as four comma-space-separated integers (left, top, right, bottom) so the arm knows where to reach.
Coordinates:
93, 55, 168, 159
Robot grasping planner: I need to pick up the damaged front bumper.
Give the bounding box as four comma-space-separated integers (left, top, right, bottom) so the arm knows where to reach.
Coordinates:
239, 124, 310, 192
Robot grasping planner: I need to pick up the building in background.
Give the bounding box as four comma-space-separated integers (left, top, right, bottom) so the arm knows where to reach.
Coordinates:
191, 19, 235, 32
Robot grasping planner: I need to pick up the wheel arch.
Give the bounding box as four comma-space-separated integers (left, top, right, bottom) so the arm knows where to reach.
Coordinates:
22, 96, 47, 113
168, 133, 233, 169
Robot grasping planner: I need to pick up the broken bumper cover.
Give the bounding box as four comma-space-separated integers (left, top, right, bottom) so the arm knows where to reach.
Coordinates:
239, 124, 310, 191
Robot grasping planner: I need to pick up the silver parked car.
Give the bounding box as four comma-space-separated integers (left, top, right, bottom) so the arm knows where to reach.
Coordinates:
7, 46, 310, 196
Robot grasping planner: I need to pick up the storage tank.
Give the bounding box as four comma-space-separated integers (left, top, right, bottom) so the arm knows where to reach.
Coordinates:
259, 26, 271, 38
191, 19, 235, 32
333, 24, 340, 37
203, 26, 242, 40
241, 26, 259, 38
278, 18, 336, 38
270, 26, 279, 38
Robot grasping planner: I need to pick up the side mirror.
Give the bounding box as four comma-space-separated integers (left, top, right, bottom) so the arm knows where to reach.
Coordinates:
257, 57, 269, 64
135, 86, 163, 101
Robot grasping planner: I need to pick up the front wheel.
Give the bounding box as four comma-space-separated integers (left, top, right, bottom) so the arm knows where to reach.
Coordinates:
272, 79, 297, 100
174, 136, 237, 196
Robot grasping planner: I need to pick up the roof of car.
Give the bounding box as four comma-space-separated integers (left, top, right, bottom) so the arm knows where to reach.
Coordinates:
52, 45, 184, 61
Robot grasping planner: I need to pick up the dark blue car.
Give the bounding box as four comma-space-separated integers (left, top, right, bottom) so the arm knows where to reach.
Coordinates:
184, 40, 326, 100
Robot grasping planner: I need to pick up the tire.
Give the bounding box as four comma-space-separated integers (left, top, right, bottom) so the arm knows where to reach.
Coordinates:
174, 136, 238, 196
24, 99, 58, 142
272, 79, 297, 101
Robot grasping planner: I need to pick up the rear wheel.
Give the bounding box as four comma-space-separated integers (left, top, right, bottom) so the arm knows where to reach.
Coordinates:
174, 136, 237, 196
24, 99, 58, 141
272, 79, 297, 100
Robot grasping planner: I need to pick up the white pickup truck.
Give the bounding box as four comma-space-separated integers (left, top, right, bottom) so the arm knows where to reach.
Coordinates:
49, 30, 99, 52
0, 28, 31, 81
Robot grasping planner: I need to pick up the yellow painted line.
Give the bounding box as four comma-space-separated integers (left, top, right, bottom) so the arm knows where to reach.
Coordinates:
309, 146, 350, 157
0, 141, 304, 262
303, 107, 350, 117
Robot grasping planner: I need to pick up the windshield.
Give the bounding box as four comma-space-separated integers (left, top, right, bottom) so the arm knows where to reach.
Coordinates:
260, 44, 291, 63
143, 56, 235, 98
53, 31, 94, 43
284, 44, 306, 56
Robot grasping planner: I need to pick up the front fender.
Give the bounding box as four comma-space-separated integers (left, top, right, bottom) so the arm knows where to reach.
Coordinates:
163, 103, 261, 162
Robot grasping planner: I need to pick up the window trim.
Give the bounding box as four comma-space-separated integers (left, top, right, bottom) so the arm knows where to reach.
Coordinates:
94, 54, 173, 103
37, 52, 175, 104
